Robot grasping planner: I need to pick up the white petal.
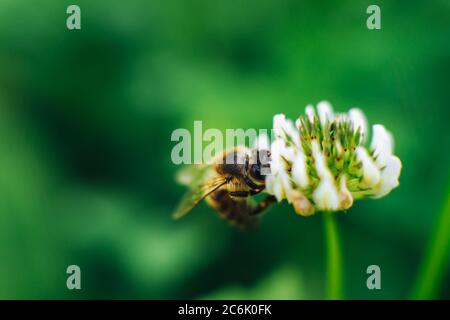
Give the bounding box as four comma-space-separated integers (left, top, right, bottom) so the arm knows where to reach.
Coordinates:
265, 175, 284, 202
284, 119, 300, 146
267, 170, 290, 202
285, 118, 298, 137
270, 138, 296, 176
279, 170, 292, 197
305, 104, 316, 123
312, 179, 340, 211
291, 152, 309, 189
280, 145, 296, 162
273, 114, 299, 146
269, 139, 284, 175
265, 175, 276, 194
273, 114, 287, 139
272, 181, 284, 202
349, 108, 368, 142
311, 140, 333, 181
356, 147, 381, 188
339, 176, 353, 210
372, 156, 402, 198
371, 124, 393, 168
317, 101, 334, 126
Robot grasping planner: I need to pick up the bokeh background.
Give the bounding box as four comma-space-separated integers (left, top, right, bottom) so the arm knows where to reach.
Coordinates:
0, 0, 449, 299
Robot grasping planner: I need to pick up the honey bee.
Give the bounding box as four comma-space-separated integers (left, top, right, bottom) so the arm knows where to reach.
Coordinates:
172, 147, 276, 228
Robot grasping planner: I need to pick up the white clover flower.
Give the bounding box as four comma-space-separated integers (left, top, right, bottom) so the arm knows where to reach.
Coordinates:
265, 101, 402, 215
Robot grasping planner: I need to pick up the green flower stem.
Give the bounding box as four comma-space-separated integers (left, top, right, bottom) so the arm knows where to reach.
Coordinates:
412, 185, 450, 299
323, 213, 343, 300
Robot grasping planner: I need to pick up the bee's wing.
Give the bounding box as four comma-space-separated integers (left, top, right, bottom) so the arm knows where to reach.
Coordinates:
176, 164, 210, 186
172, 167, 227, 219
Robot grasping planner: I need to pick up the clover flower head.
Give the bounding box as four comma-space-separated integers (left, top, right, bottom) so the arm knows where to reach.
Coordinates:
265, 101, 402, 216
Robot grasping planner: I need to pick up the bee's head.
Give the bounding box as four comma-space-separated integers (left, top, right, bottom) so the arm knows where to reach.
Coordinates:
247, 149, 271, 185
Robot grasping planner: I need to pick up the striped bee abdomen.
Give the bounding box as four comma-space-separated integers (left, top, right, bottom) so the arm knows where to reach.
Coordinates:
206, 189, 258, 229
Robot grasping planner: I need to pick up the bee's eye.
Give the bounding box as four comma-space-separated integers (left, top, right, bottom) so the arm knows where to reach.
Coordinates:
250, 164, 264, 181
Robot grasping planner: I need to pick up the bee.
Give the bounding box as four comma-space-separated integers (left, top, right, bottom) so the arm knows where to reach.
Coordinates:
172, 147, 276, 228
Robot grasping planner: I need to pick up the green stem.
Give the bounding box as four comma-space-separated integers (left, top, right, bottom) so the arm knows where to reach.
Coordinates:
412, 187, 450, 299
323, 213, 343, 300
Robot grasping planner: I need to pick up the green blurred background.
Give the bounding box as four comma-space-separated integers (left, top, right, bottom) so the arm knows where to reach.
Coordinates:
0, 0, 449, 299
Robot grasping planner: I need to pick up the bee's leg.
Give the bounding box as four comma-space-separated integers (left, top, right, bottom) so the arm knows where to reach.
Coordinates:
248, 195, 277, 216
